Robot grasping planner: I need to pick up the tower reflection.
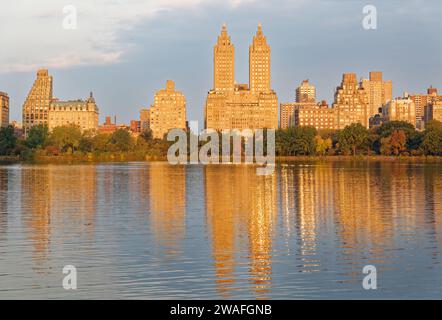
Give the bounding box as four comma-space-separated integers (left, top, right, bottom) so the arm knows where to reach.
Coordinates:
204, 165, 277, 299
149, 163, 186, 255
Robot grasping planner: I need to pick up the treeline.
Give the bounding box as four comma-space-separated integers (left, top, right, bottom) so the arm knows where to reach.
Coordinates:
1, 120, 442, 160
276, 120, 442, 156
0, 124, 172, 160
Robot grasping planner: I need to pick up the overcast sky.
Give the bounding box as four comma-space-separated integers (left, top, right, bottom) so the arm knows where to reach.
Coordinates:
0, 0, 441, 125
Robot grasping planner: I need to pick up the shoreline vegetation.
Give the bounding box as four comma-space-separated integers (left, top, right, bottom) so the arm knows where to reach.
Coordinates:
2, 155, 442, 165
1, 120, 442, 164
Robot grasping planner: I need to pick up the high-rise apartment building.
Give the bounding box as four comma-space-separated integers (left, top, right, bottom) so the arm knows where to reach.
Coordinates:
383, 96, 416, 127
410, 86, 442, 128
140, 108, 150, 132
0, 91, 9, 127
149, 80, 187, 139
280, 80, 317, 128
48, 92, 99, 132
22, 69, 53, 136
249, 23, 271, 93
294, 101, 337, 130
205, 24, 278, 130
23, 69, 99, 135
361, 71, 392, 117
214, 24, 235, 92
333, 73, 370, 129
424, 101, 442, 123
296, 80, 316, 103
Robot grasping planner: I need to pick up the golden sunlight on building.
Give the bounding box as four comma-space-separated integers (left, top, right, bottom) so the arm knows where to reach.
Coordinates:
23, 69, 99, 135
334, 73, 370, 129
149, 80, 187, 139
0, 91, 9, 127
48, 92, 99, 132
22, 69, 53, 136
281, 75, 371, 130
410, 86, 442, 128
383, 96, 416, 127
425, 101, 442, 123
205, 24, 278, 130
361, 71, 392, 117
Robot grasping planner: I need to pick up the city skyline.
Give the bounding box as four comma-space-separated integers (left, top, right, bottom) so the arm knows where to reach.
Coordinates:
1, 0, 441, 125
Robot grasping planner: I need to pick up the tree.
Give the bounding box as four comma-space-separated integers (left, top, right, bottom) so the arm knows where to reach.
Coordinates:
380, 130, 407, 156
421, 124, 442, 156
376, 121, 416, 138
0, 126, 17, 155
108, 129, 133, 152
276, 126, 317, 156
79, 129, 96, 153
49, 124, 82, 153
337, 123, 368, 155
315, 135, 332, 156
26, 124, 49, 149
375, 121, 420, 151
425, 120, 442, 132
91, 133, 110, 152
139, 128, 153, 142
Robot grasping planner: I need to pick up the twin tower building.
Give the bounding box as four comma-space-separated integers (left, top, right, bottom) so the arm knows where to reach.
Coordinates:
205, 23, 278, 130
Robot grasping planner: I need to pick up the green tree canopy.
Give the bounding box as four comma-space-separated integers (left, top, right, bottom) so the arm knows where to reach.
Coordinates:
276, 126, 317, 156
49, 124, 82, 153
26, 124, 49, 149
139, 128, 153, 142
337, 123, 368, 155
108, 129, 133, 152
0, 126, 17, 155
421, 122, 442, 156
91, 133, 110, 152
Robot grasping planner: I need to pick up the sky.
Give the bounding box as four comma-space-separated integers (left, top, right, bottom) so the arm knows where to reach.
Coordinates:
0, 0, 441, 126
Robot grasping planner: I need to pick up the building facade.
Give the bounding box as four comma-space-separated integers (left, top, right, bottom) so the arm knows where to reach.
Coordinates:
296, 79, 316, 103
140, 108, 150, 132
149, 80, 187, 139
333, 73, 370, 129
361, 71, 392, 117
294, 101, 337, 130
0, 91, 9, 127
48, 93, 99, 131
23, 69, 99, 135
410, 87, 442, 128
280, 80, 317, 129
22, 69, 53, 136
424, 101, 442, 123
383, 97, 417, 127
205, 24, 278, 131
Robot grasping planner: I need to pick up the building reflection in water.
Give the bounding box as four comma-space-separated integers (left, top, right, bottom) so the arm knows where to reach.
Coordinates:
204, 165, 277, 299
20, 165, 97, 271
279, 163, 335, 273
0, 168, 9, 242
149, 163, 186, 255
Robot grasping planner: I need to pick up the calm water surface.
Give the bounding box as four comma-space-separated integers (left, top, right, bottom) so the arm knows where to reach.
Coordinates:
1, 161, 442, 299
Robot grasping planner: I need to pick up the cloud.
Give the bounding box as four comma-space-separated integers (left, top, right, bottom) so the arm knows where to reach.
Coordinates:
0, 0, 256, 73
